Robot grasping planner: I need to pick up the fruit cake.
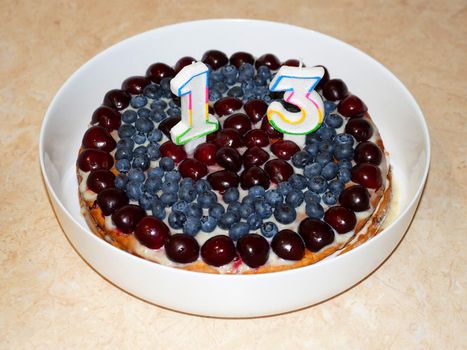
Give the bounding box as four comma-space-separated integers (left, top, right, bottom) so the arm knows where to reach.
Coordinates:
77, 50, 391, 274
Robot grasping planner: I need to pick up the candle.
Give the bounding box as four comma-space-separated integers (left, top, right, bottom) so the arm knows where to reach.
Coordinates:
267, 65, 325, 147
170, 62, 219, 153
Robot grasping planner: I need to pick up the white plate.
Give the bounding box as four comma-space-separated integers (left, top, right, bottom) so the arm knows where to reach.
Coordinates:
39, 19, 430, 317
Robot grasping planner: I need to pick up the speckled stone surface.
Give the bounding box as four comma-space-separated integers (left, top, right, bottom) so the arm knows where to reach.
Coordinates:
0, 0, 466, 348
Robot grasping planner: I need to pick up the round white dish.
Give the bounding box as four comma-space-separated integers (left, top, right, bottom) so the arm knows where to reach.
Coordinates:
39, 19, 430, 317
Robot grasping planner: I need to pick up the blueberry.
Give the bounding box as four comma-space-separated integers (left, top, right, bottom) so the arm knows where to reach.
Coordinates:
169, 99, 180, 108
337, 168, 351, 183
227, 86, 244, 98
116, 159, 131, 173
126, 180, 143, 200
149, 110, 166, 123
133, 133, 146, 145
334, 133, 354, 147
146, 143, 160, 160
277, 182, 292, 196
246, 213, 262, 230
160, 192, 177, 206
316, 152, 332, 166
316, 126, 336, 141
180, 177, 194, 188
172, 200, 188, 213
318, 141, 335, 154
257, 65, 271, 81
144, 177, 163, 193
151, 202, 166, 220
165, 170, 181, 182
338, 159, 353, 170
260, 222, 279, 238
285, 190, 305, 208
183, 216, 201, 236
118, 124, 136, 138
304, 143, 319, 157
308, 175, 327, 193
322, 191, 338, 205
305, 202, 324, 218
288, 174, 308, 190
213, 81, 228, 93
305, 133, 321, 145
229, 222, 250, 241
219, 212, 240, 230
159, 157, 174, 171
328, 180, 345, 195
227, 201, 242, 214
147, 129, 162, 142
221, 64, 238, 79
135, 117, 154, 133
197, 191, 217, 208
148, 167, 164, 178
223, 188, 239, 204
168, 211, 186, 229
160, 77, 171, 91
239, 204, 254, 219
133, 145, 147, 157
115, 147, 133, 160
274, 203, 296, 224
304, 190, 321, 204
304, 163, 322, 178
143, 84, 162, 99
238, 63, 255, 81
130, 95, 148, 109
137, 108, 151, 119
325, 113, 343, 128
254, 199, 273, 219
167, 107, 181, 118
265, 190, 282, 206
151, 99, 167, 111
248, 185, 265, 198
122, 110, 137, 124
200, 215, 217, 233
117, 137, 134, 149
162, 180, 179, 194
321, 162, 338, 180
209, 89, 222, 101
210, 69, 223, 82
195, 179, 212, 194
186, 203, 203, 218
209, 203, 225, 219
128, 168, 145, 183
138, 193, 154, 210
241, 79, 256, 91
262, 95, 272, 104
292, 150, 312, 168
179, 185, 197, 203
115, 174, 128, 189
241, 194, 255, 206
132, 155, 150, 171
324, 101, 337, 114
334, 145, 354, 160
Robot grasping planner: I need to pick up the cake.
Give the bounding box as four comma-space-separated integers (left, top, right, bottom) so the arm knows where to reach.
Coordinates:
77, 50, 391, 274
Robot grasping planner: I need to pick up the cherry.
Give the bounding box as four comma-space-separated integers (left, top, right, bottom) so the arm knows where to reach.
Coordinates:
165, 234, 200, 264
265, 159, 294, 184
223, 113, 251, 135
282, 59, 302, 67
212, 128, 243, 148
260, 117, 283, 139
315, 65, 330, 90
96, 188, 129, 216
271, 229, 305, 260
112, 204, 146, 234
229, 51, 255, 68
91, 106, 121, 131
338, 94, 368, 118
324, 206, 357, 234
244, 129, 269, 148
103, 89, 130, 110
345, 117, 374, 142
77, 149, 113, 172
339, 185, 370, 212
121, 76, 150, 95
146, 62, 175, 84
354, 141, 382, 165
194, 142, 218, 166
240, 166, 271, 190
135, 216, 170, 249
214, 97, 243, 116
160, 141, 187, 164
174, 56, 196, 74
351, 163, 383, 189
207, 170, 239, 193
158, 116, 181, 139
201, 49, 228, 70
82, 126, 116, 152
86, 169, 115, 193
270, 140, 300, 160
323, 79, 349, 101
255, 53, 281, 70
298, 218, 334, 252
237, 234, 270, 268
215, 147, 242, 172
179, 158, 208, 181
244, 99, 268, 123
201, 235, 236, 267
242, 146, 270, 168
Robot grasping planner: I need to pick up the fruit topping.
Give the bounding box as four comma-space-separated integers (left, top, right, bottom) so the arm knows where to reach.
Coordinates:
298, 218, 334, 252
158, 116, 181, 139
271, 229, 305, 260
324, 206, 357, 234
264, 159, 294, 183
202, 49, 228, 70
77, 149, 114, 172
135, 216, 170, 249
194, 142, 218, 166
179, 158, 208, 180
146, 62, 175, 84
260, 117, 283, 139
240, 166, 271, 190
215, 147, 242, 172
351, 163, 383, 189
236, 234, 270, 268
323, 79, 349, 101
91, 106, 121, 131
339, 185, 371, 212
212, 128, 243, 148
207, 170, 240, 193
223, 113, 252, 134
354, 141, 382, 165
201, 235, 236, 267
338, 94, 368, 118
111, 204, 146, 233
121, 76, 150, 94
165, 234, 200, 264
282, 59, 301, 67
159, 141, 187, 164
244, 99, 268, 123
214, 97, 243, 116
345, 118, 374, 142
315, 65, 330, 90
174, 56, 196, 74
96, 188, 129, 216
229, 51, 255, 68
244, 129, 269, 148
270, 140, 300, 160
255, 53, 281, 70
242, 146, 270, 168
103, 89, 131, 110
82, 126, 116, 152
86, 169, 115, 193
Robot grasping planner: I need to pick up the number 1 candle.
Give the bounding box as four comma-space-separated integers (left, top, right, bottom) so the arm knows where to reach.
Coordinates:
170, 62, 219, 153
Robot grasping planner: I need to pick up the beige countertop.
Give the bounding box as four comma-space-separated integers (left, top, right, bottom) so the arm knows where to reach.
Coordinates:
1, 0, 466, 348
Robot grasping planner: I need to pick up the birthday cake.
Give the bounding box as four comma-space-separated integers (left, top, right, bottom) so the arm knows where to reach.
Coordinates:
77, 50, 391, 274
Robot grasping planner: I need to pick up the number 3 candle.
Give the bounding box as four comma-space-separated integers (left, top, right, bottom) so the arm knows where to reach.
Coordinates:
267, 66, 325, 147
170, 62, 219, 153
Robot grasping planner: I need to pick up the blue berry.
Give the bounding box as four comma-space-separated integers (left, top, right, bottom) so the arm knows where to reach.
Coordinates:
147, 129, 162, 142
285, 190, 305, 208
168, 211, 186, 229
308, 175, 328, 193
334, 145, 354, 160
238, 63, 255, 81
180, 177, 194, 188
305, 202, 324, 218
240, 204, 254, 219
135, 117, 154, 133
338, 159, 353, 170
325, 113, 343, 128
128, 168, 145, 183
219, 212, 240, 230
229, 222, 250, 241
227, 86, 244, 98
274, 203, 296, 224
337, 168, 351, 183
288, 174, 308, 190
162, 180, 179, 193
257, 65, 271, 81
126, 180, 143, 200
160, 192, 177, 206
195, 179, 211, 193
165, 170, 181, 182
167, 107, 181, 118
198, 191, 217, 208
133, 133, 146, 145
321, 162, 338, 180
200, 215, 217, 233
172, 200, 188, 213
324, 101, 337, 114
168, 100, 180, 109
115, 147, 133, 160
143, 84, 162, 99
304, 163, 322, 178
147, 143, 160, 160
316, 126, 336, 141
265, 190, 282, 206
246, 213, 262, 230
122, 110, 138, 124
160, 77, 171, 91
223, 188, 239, 204
305, 133, 321, 145
263, 95, 273, 104
209, 203, 225, 219
241, 79, 256, 91
148, 167, 164, 178
118, 124, 136, 138
227, 201, 242, 214
178, 185, 197, 202
117, 137, 134, 149
133, 145, 147, 157
277, 182, 292, 196
318, 141, 335, 154
315, 151, 332, 166
291, 150, 312, 168
149, 110, 166, 123
328, 180, 345, 195
241, 194, 255, 206
304, 143, 319, 157
151, 202, 166, 220
138, 193, 154, 210
137, 108, 151, 119
254, 199, 273, 219
209, 89, 222, 101
221, 64, 238, 80
304, 190, 321, 204
322, 191, 338, 205
144, 177, 163, 193
116, 159, 131, 173
210, 69, 223, 82
130, 95, 147, 108
334, 133, 354, 147
151, 99, 167, 111
213, 81, 228, 93
183, 216, 201, 236
115, 174, 128, 189
260, 222, 279, 238
159, 157, 174, 171
186, 203, 203, 218
132, 155, 150, 170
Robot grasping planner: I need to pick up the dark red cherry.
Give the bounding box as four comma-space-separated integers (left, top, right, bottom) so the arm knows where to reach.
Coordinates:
298, 218, 334, 252
282, 59, 302, 67
351, 163, 383, 189
160, 141, 187, 164
214, 97, 243, 116
260, 117, 283, 139
223, 113, 251, 135
323, 79, 349, 101
237, 234, 270, 268
201, 49, 228, 70
201, 235, 236, 267
97, 188, 129, 216
174, 56, 196, 74
135, 216, 170, 249
265, 159, 294, 184
77, 149, 113, 172
179, 158, 208, 180
324, 206, 357, 234
345, 118, 374, 142
158, 116, 181, 140
270, 140, 300, 160
315, 65, 330, 90
103, 89, 130, 110
165, 234, 200, 264
146, 62, 175, 84
240, 166, 270, 190
215, 147, 242, 172
244, 99, 268, 123
91, 106, 121, 131
229, 51, 255, 68
339, 185, 371, 212
244, 129, 269, 148
255, 53, 281, 70
207, 170, 239, 193
271, 229, 305, 260
194, 142, 218, 166
82, 126, 116, 152
212, 128, 243, 148
338, 94, 368, 118
242, 146, 270, 168
112, 204, 146, 234
86, 169, 115, 193
121, 76, 150, 94
354, 141, 382, 165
